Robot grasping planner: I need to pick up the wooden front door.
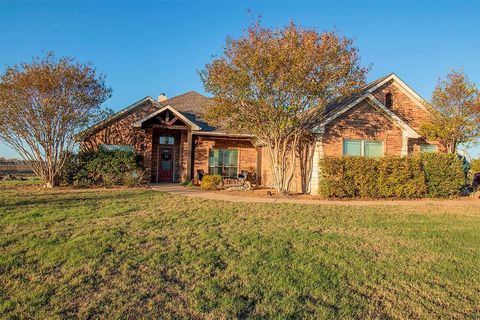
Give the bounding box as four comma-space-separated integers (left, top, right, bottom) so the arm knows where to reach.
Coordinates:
157, 147, 174, 182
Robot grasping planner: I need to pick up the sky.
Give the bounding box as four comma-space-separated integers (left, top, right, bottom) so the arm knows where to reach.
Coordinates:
0, 0, 479, 158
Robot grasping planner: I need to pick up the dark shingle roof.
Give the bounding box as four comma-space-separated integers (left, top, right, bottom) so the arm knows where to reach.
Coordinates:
157, 91, 216, 131
323, 74, 392, 118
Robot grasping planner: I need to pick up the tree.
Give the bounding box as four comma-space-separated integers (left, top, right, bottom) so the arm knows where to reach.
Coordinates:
421, 70, 480, 154
201, 22, 369, 194
0, 53, 112, 187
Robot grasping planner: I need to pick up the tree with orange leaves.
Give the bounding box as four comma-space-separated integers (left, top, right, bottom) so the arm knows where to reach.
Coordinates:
0, 53, 112, 187
201, 22, 369, 194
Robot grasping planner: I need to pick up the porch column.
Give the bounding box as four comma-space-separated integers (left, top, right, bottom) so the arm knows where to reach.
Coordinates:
186, 131, 193, 180
309, 133, 324, 195
144, 128, 154, 182
401, 132, 409, 157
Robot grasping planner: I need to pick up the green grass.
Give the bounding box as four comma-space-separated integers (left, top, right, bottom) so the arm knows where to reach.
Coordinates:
0, 183, 479, 319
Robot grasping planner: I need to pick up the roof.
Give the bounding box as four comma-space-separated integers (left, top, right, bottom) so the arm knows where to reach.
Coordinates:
85, 73, 427, 139
156, 91, 217, 132
132, 105, 201, 130
323, 73, 393, 115
83, 96, 157, 136
83, 91, 217, 136
314, 73, 426, 137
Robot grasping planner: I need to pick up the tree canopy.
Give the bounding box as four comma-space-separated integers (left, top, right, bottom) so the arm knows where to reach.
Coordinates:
0, 53, 112, 187
201, 22, 369, 194
421, 70, 480, 154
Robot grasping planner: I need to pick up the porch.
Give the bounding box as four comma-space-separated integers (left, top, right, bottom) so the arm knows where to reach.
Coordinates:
133, 105, 260, 184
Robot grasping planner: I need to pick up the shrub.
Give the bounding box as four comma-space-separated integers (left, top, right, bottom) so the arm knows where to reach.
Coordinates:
62, 150, 140, 187
420, 153, 465, 198
101, 172, 116, 188
318, 154, 464, 199
200, 175, 222, 190
470, 158, 480, 174
377, 156, 426, 198
123, 169, 146, 188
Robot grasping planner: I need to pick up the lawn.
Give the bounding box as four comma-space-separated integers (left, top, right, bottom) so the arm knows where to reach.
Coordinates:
0, 183, 479, 319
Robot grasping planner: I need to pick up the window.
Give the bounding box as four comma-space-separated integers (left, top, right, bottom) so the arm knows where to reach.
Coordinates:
208, 149, 238, 178
343, 140, 362, 156
159, 136, 174, 145
99, 144, 134, 152
385, 93, 393, 109
420, 144, 437, 153
343, 140, 384, 157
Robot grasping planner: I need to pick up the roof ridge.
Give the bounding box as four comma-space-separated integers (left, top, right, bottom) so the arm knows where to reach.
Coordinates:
83, 96, 155, 136
158, 90, 208, 106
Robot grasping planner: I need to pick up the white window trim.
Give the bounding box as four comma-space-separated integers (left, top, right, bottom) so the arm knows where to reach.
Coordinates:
420, 144, 437, 153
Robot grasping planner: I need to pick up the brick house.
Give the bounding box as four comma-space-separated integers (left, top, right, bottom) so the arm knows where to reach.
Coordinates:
82, 73, 441, 193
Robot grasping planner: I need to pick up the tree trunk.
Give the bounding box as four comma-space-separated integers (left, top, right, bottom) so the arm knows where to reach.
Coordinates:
266, 137, 297, 196
298, 138, 315, 194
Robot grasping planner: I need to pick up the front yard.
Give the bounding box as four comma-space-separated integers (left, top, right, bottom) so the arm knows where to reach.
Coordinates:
0, 183, 479, 319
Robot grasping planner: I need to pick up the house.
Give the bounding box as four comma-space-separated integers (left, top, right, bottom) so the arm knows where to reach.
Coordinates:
82, 73, 442, 193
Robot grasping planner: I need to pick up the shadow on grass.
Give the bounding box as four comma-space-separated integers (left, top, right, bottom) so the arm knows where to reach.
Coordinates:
1, 189, 154, 212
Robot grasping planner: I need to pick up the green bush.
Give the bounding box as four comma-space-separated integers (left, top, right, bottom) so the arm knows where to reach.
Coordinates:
377, 156, 426, 198
62, 150, 141, 187
319, 154, 464, 199
470, 158, 480, 174
200, 175, 222, 190
421, 153, 465, 198
123, 169, 146, 188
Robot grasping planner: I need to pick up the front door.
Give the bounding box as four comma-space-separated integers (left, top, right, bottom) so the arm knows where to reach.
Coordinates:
157, 147, 174, 182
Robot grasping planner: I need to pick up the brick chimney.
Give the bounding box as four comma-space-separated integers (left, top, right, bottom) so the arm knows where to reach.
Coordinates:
157, 93, 167, 102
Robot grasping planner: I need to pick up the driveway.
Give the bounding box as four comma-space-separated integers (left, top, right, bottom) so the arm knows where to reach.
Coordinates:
150, 183, 480, 206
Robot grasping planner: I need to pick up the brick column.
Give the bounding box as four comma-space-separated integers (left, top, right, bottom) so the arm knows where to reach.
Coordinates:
186, 131, 193, 180
144, 128, 153, 182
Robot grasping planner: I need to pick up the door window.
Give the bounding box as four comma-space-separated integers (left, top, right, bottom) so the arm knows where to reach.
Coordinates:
161, 149, 172, 170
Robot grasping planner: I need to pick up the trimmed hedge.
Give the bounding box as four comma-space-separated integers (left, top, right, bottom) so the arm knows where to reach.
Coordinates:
319, 154, 464, 198
421, 153, 466, 197
62, 150, 143, 187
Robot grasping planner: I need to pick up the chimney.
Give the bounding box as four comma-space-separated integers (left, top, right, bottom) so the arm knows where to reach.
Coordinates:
157, 93, 167, 102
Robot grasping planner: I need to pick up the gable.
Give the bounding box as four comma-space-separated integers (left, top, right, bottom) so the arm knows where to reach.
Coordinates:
132, 105, 201, 130
370, 79, 433, 132
315, 93, 419, 138
314, 74, 430, 137
325, 99, 400, 137
83, 97, 159, 138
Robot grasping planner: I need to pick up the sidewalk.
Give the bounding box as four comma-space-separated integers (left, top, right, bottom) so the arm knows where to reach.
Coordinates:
150, 183, 480, 206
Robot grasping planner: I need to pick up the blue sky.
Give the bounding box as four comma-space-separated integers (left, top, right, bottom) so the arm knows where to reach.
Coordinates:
1, 0, 479, 158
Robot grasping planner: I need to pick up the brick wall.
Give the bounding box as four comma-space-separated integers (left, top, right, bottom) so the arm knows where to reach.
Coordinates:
322, 100, 404, 156
371, 80, 443, 153
260, 147, 304, 193
82, 100, 158, 152
82, 100, 158, 179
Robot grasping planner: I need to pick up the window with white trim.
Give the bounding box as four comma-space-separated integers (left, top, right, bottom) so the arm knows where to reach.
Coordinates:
208, 149, 238, 178
343, 140, 384, 157
420, 144, 437, 153
99, 144, 134, 152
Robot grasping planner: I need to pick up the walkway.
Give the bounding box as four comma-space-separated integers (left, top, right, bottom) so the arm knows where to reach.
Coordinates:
150, 183, 480, 206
